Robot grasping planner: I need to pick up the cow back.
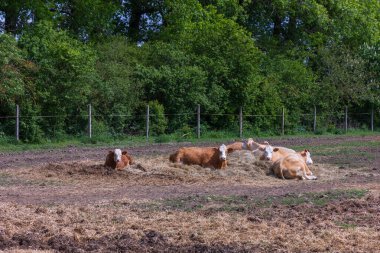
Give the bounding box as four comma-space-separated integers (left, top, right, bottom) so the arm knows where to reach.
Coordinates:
171, 147, 226, 169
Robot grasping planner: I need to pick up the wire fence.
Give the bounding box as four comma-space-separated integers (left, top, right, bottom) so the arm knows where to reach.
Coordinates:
0, 104, 378, 141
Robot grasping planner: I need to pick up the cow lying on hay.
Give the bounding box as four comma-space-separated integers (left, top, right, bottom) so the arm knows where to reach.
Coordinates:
255, 142, 313, 165
226, 138, 257, 152
256, 142, 316, 180
169, 144, 233, 169
270, 153, 317, 180
105, 149, 134, 171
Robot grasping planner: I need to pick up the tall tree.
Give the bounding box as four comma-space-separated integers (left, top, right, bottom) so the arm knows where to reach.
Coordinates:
0, 0, 53, 34
0, 34, 42, 141
50, 0, 118, 41
115, 0, 164, 42
19, 21, 98, 136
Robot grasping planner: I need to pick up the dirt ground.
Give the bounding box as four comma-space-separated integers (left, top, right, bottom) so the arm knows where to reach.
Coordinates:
0, 135, 379, 252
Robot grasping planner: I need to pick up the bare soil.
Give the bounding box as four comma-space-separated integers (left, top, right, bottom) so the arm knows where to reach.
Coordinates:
0, 135, 379, 252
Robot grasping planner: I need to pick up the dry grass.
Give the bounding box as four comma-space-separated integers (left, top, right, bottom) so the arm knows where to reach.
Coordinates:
1, 147, 379, 252
0, 194, 379, 252
7, 150, 358, 188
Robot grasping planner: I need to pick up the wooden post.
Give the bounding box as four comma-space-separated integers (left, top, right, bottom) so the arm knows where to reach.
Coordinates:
16, 104, 19, 141
282, 107, 285, 135
345, 106, 348, 133
197, 104, 200, 139
146, 104, 150, 140
313, 105, 317, 133
371, 106, 374, 132
88, 104, 92, 138
239, 107, 243, 138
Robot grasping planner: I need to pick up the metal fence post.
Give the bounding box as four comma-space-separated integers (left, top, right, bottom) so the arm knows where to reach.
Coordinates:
16, 104, 19, 141
371, 106, 374, 132
345, 106, 348, 133
313, 105, 317, 133
88, 104, 92, 138
282, 107, 285, 135
146, 104, 150, 140
239, 107, 243, 138
197, 104, 200, 139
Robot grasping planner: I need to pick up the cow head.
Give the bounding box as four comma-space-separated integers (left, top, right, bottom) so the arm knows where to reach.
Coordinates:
114, 148, 122, 163
243, 138, 268, 151
242, 138, 251, 150
263, 144, 274, 161
258, 142, 273, 161
217, 144, 233, 161
300, 149, 313, 165
243, 138, 256, 151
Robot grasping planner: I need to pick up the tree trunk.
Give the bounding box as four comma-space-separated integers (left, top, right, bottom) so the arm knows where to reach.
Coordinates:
286, 15, 297, 41
3, 6, 19, 34
273, 14, 282, 38
128, 8, 142, 42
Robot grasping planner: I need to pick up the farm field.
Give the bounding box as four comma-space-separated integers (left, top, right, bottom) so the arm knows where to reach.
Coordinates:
0, 135, 379, 252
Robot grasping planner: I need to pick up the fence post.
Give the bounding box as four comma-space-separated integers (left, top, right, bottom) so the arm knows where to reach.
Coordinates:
345, 106, 348, 133
16, 104, 19, 141
313, 105, 317, 133
239, 107, 243, 138
197, 104, 200, 139
88, 104, 92, 138
371, 106, 374, 132
282, 107, 285, 135
146, 104, 150, 140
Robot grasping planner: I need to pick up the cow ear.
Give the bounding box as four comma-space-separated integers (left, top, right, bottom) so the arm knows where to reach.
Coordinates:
122, 151, 128, 155
227, 148, 234, 153
108, 150, 114, 154
273, 148, 279, 152
258, 144, 266, 151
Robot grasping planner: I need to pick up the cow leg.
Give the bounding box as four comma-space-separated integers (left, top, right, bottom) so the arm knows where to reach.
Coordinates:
295, 168, 304, 180
279, 166, 286, 180
304, 174, 317, 180
301, 167, 317, 180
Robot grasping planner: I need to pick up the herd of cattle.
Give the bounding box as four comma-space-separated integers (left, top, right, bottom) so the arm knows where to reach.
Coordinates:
105, 138, 317, 180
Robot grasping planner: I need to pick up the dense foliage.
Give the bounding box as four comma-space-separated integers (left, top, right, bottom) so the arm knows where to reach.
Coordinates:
0, 0, 379, 141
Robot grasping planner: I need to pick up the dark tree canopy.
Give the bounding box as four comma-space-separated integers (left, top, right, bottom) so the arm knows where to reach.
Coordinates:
0, 0, 379, 141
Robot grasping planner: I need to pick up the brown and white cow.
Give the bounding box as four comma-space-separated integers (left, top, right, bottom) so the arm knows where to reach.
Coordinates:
257, 143, 313, 165
226, 138, 263, 152
270, 153, 317, 180
169, 144, 233, 169
105, 149, 134, 171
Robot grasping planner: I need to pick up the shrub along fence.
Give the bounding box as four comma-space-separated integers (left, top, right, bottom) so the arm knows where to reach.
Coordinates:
0, 104, 378, 142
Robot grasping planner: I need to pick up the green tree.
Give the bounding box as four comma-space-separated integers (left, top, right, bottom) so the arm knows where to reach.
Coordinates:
157, 0, 264, 129
19, 21, 97, 137
0, 34, 42, 141
134, 42, 209, 131
115, 0, 164, 42
0, 0, 53, 34
92, 36, 144, 134
50, 0, 119, 41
